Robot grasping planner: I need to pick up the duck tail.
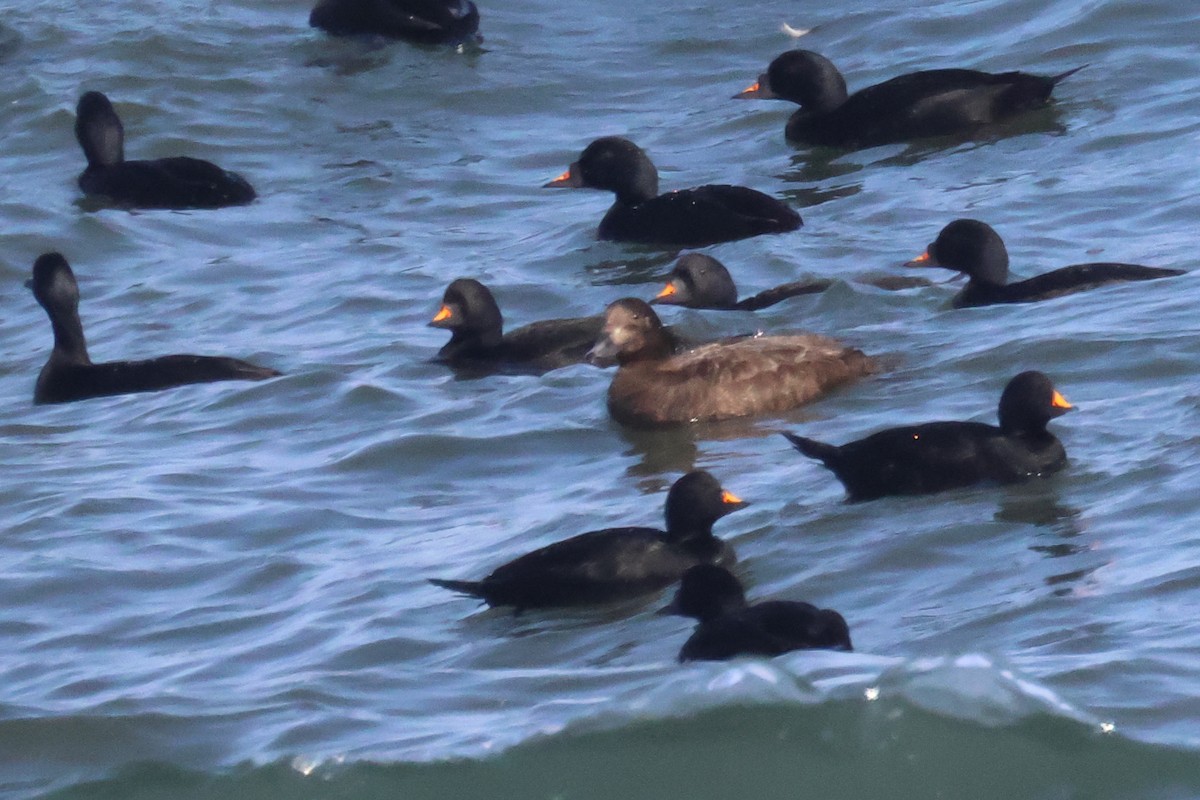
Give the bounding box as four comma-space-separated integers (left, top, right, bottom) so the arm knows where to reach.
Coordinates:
428, 578, 486, 597
1051, 64, 1088, 85
782, 431, 839, 466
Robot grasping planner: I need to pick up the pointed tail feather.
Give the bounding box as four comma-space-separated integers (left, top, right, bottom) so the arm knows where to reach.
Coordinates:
781, 431, 839, 465
1051, 64, 1088, 85
429, 578, 486, 597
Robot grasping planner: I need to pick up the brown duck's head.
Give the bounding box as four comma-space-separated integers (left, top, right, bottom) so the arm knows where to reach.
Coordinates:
586, 297, 673, 366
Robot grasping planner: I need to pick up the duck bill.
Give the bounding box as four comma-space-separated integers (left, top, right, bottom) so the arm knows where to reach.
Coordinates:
428, 305, 453, 328
721, 489, 748, 512
543, 164, 583, 188
904, 248, 940, 268
586, 334, 621, 367
1051, 390, 1074, 413
650, 281, 679, 305
733, 75, 776, 100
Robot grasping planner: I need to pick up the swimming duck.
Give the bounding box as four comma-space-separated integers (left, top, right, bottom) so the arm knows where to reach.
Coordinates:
28, 253, 279, 405
783, 371, 1073, 501
309, 0, 480, 44
736, 50, 1084, 150
544, 136, 801, 247
430, 278, 601, 373
75, 91, 256, 210
589, 298, 875, 426
429, 471, 746, 611
660, 565, 852, 661
651, 253, 830, 311
906, 219, 1184, 308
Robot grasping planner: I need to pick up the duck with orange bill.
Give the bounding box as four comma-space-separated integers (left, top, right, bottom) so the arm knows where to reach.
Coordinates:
736, 50, 1085, 150
429, 278, 601, 373
783, 371, 1074, 501
906, 219, 1183, 308
544, 137, 801, 247
429, 471, 746, 612
650, 253, 831, 311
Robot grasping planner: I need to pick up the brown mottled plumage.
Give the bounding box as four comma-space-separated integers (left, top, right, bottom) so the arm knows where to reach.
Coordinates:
588, 298, 876, 426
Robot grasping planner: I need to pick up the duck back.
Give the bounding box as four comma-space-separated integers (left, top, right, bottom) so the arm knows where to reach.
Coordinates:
36, 354, 280, 405
609, 334, 874, 426
785, 421, 1066, 501
599, 185, 801, 247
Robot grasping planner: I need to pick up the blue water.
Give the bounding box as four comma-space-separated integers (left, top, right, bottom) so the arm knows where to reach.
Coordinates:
3, 0, 1200, 797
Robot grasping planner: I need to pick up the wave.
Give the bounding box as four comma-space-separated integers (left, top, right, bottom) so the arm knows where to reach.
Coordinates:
32, 654, 1200, 800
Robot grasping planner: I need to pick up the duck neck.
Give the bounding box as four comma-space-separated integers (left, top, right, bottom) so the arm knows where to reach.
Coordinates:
50, 307, 91, 364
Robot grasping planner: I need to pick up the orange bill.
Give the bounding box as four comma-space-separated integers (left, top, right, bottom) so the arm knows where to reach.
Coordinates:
654, 283, 677, 299
721, 490, 743, 505
544, 168, 573, 187
1051, 390, 1073, 410
906, 250, 933, 267
431, 305, 452, 323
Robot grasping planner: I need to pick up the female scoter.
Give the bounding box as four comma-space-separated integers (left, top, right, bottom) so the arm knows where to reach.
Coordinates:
661, 565, 852, 662
651, 253, 830, 311
429, 471, 746, 611
430, 278, 601, 373
309, 0, 480, 44
75, 91, 256, 210
588, 298, 875, 426
906, 219, 1184, 308
736, 50, 1084, 150
28, 253, 279, 405
544, 137, 801, 247
783, 371, 1073, 501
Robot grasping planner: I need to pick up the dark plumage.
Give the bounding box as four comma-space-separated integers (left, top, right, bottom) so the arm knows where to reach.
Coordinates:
736, 50, 1084, 150
28, 253, 280, 405
429, 471, 746, 611
429, 278, 601, 373
783, 371, 1074, 501
588, 298, 875, 426
308, 0, 480, 44
661, 565, 852, 662
74, 91, 256, 210
651, 253, 830, 311
906, 219, 1184, 308
544, 137, 801, 247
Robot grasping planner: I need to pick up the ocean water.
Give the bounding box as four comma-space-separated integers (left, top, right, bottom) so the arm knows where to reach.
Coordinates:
3, 0, 1200, 797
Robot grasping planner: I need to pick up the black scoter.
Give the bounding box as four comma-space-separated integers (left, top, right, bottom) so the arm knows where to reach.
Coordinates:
309, 0, 480, 44
75, 91, 256, 210
429, 471, 746, 611
430, 278, 601, 373
783, 371, 1073, 501
661, 565, 852, 662
736, 50, 1084, 150
28, 253, 280, 405
544, 136, 801, 247
906, 219, 1184, 308
651, 253, 830, 311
